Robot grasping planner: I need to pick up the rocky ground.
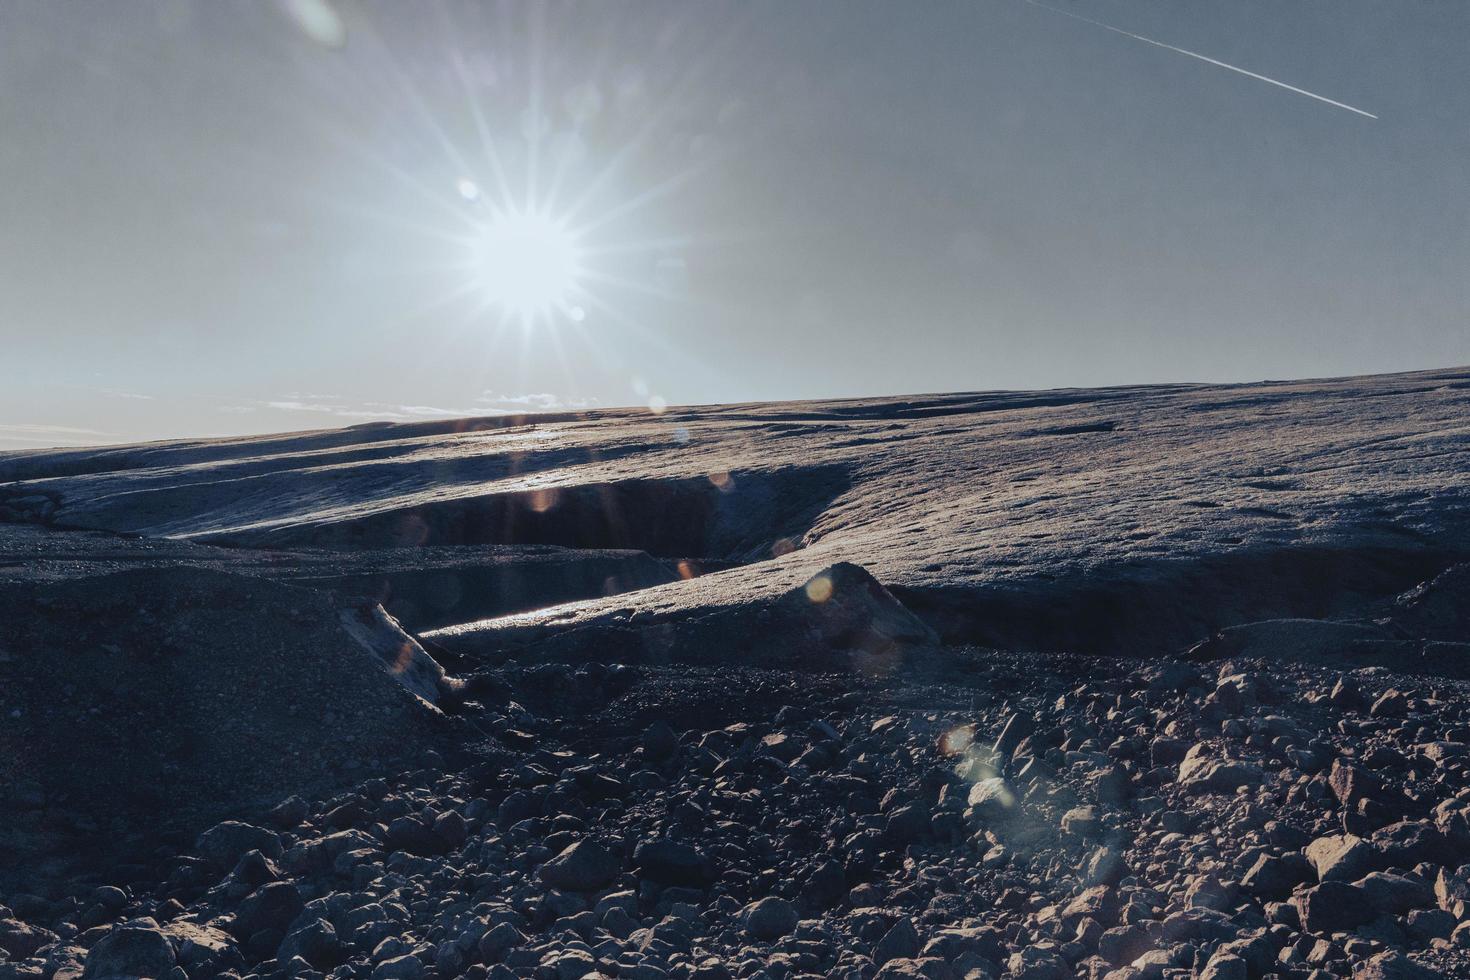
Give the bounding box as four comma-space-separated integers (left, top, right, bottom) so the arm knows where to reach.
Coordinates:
3, 369, 1470, 978
6, 643, 1470, 979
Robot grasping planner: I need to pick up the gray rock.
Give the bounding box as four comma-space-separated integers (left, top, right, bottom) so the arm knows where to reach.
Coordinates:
477, 922, 523, 964
965, 777, 1017, 821
1063, 885, 1119, 926
1436, 864, 1470, 919
1294, 880, 1374, 934
1177, 747, 1262, 792
1183, 875, 1235, 912
1327, 758, 1384, 809
0, 919, 58, 959
873, 917, 920, 965
1355, 950, 1442, 979
642, 720, 679, 760
1084, 846, 1128, 887
632, 839, 714, 887
1061, 806, 1100, 837
542, 948, 597, 980
1356, 872, 1434, 916
89, 887, 127, 913
1305, 834, 1372, 882
743, 897, 798, 940
883, 804, 931, 845
372, 953, 426, 979
1198, 953, 1247, 980
266, 795, 309, 829
195, 820, 282, 867
1241, 852, 1312, 899
1407, 907, 1456, 942
277, 917, 340, 970
384, 815, 443, 857
1006, 945, 1070, 980
230, 881, 303, 939
82, 922, 176, 979
873, 958, 955, 979
539, 840, 620, 892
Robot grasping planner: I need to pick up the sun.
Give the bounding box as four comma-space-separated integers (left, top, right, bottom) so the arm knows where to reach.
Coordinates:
472, 208, 582, 321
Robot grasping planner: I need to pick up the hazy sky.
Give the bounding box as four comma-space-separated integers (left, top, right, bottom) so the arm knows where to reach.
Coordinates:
2, 0, 1467, 448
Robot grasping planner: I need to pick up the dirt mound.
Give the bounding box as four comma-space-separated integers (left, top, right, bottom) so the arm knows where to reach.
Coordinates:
1394, 562, 1470, 641
430, 561, 939, 673
0, 567, 451, 890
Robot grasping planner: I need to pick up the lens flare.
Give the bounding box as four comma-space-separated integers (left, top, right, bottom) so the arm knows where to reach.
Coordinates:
938, 724, 976, 757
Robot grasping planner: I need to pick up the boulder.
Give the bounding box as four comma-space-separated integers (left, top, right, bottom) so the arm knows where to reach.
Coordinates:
1177, 746, 1263, 792
0, 918, 58, 959
196, 821, 282, 867
82, 921, 176, 979
1305, 834, 1373, 882
743, 897, 798, 940
1199, 953, 1248, 980
632, 839, 715, 887
1295, 881, 1374, 934
784, 563, 940, 669
1242, 852, 1312, 899
874, 917, 921, 965
1328, 759, 1385, 809
1061, 806, 1101, 838
277, 917, 341, 970
966, 777, 1017, 821
1356, 872, 1433, 916
539, 841, 619, 892
1356, 950, 1443, 980
230, 881, 303, 940
1436, 865, 1470, 920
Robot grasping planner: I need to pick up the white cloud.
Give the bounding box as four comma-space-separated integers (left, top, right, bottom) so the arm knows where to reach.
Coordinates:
477, 391, 600, 411
252, 396, 492, 421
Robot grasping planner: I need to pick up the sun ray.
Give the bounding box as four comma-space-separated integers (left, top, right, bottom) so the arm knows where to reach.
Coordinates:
312, 115, 481, 232
445, 45, 518, 209
304, 0, 733, 397
354, 10, 498, 186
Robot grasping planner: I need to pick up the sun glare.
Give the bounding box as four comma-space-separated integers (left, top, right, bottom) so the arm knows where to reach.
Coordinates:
473, 209, 581, 321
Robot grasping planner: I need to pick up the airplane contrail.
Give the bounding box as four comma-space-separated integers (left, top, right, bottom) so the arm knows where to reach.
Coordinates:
1024, 0, 1377, 120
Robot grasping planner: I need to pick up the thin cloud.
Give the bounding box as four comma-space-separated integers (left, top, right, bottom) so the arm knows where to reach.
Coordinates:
214, 393, 600, 425
1025, 0, 1377, 120
94, 387, 156, 401
0, 423, 110, 448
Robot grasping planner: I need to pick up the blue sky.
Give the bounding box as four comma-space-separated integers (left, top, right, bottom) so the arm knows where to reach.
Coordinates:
2, 0, 1466, 447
